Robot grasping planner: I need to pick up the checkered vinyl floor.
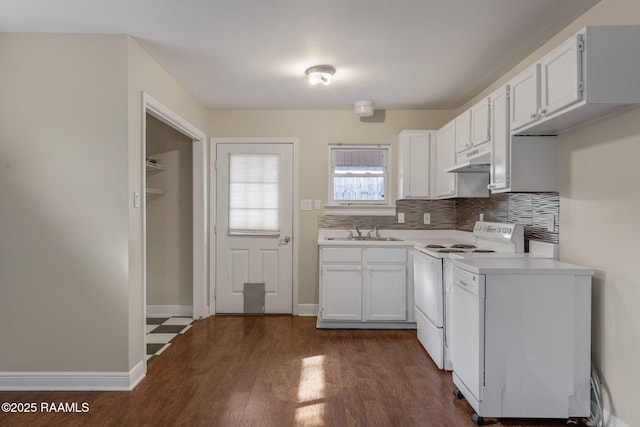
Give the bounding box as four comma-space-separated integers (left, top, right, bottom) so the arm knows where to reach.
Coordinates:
145, 317, 195, 362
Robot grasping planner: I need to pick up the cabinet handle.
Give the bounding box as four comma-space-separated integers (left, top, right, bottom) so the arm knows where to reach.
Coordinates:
530, 112, 538, 119
539, 108, 547, 117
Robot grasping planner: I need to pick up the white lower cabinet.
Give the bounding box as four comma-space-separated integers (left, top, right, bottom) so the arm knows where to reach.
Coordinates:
321, 264, 362, 320
318, 245, 413, 328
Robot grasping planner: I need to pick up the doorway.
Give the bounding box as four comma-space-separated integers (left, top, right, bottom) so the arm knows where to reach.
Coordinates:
141, 94, 207, 361
211, 138, 299, 315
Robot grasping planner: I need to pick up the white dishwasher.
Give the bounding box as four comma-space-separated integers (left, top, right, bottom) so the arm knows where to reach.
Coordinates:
450, 258, 594, 426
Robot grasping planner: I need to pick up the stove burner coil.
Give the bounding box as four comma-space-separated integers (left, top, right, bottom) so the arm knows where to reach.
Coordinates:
425, 244, 446, 249
451, 244, 476, 249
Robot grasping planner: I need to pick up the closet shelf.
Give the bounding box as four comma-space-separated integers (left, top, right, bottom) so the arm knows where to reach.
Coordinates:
146, 188, 166, 201
146, 159, 166, 175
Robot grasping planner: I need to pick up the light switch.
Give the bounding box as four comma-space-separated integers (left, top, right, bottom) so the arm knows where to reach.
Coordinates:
300, 199, 312, 211
134, 192, 140, 208
423, 213, 431, 224
398, 212, 405, 224
314, 199, 322, 210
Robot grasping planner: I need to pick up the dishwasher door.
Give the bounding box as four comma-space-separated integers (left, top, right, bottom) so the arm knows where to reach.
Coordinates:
451, 265, 485, 402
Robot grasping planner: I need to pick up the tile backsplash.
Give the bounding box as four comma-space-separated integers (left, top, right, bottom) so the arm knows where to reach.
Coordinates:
317, 192, 559, 243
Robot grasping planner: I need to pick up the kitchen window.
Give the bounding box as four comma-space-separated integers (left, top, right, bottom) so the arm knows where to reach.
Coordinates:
326, 144, 394, 215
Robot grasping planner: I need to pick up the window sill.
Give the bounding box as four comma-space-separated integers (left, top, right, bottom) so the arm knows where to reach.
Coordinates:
323, 204, 396, 216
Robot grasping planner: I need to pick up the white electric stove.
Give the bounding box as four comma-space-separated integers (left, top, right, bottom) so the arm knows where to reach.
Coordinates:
411, 221, 530, 370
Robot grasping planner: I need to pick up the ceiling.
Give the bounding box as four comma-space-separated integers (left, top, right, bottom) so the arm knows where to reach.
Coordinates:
1, 0, 600, 110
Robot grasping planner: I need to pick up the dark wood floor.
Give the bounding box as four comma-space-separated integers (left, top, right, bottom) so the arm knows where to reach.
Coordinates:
0, 315, 573, 427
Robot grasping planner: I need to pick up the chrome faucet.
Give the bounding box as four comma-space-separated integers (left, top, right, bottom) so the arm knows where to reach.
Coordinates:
354, 225, 362, 236
368, 226, 380, 239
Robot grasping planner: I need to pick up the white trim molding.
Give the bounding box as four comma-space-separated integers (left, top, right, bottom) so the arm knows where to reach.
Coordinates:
0, 362, 146, 391
146, 305, 194, 318
297, 304, 319, 316
141, 93, 208, 357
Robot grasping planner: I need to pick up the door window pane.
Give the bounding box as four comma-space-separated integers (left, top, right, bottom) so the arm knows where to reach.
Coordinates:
229, 154, 280, 234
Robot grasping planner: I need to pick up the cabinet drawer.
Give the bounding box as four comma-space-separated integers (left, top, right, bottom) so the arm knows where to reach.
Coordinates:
365, 248, 407, 263
321, 247, 362, 263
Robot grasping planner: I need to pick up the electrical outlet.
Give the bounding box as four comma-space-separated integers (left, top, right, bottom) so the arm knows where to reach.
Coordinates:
547, 214, 556, 232
398, 212, 405, 224
423, 213, 431, 224
479, 213, 484, 221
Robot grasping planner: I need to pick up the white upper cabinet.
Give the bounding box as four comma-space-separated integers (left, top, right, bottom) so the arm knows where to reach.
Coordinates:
454, 111, 471, 154
435, 120, 489, 199
470, 97, 491, 147
435, 120, 456, 198
511, 25, 640, 135
540, 34, 583, 116
509, 64, 541, 131
489, 85, 558, 194
397, 130, 433, 199
489, 86, 510, 191
510, 35, 582, 133
455, 98, 491, 160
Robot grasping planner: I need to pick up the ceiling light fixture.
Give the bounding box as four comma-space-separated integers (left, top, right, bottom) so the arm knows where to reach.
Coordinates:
305, 65, 335, 86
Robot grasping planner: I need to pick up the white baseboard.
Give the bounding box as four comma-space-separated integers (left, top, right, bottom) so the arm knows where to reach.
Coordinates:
0, 361, 146, 391
603, 410, 630, 427
146, 305, 193, 317
297, 304, 319, 316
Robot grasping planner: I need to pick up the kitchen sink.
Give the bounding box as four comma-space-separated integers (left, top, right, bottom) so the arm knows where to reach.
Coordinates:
325, 236, 403, 242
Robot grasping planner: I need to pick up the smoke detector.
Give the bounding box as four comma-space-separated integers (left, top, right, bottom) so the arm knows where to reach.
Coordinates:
354, 100, 374, 117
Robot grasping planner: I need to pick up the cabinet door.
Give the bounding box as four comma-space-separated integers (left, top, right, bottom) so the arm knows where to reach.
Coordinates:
540, 34, 583, 117
320, 264, 362, 320
454, 111, 471, 153
510, 64, 540, 131
398, 131, 430, 198
489, 86, 510, 192
435, 121, 456, 198
366, 264, 407, 321
470, 97, 491, 147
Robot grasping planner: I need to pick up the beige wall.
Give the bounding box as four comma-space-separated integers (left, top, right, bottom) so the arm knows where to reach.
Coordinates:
208, 109, 454, 305
453, 0, 640, 423
558, 107, 640, 426
146, 115, 193, 307
0, 34, 209, 376
0, 34, 130, 371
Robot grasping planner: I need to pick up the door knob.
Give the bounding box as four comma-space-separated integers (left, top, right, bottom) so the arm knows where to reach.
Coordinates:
279, 236, 291, 245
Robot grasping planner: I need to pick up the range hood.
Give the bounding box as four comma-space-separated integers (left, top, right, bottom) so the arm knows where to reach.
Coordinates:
444, 149, 490, 173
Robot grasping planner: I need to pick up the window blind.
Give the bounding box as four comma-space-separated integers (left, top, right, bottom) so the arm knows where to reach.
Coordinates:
229, 153, 280, 234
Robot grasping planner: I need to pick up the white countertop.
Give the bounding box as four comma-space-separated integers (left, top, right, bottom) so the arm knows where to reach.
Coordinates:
453, 257, 594, 275
317, 228, 474, 247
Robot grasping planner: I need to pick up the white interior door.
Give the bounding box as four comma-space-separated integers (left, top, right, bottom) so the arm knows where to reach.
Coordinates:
215, 142, 293, 313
